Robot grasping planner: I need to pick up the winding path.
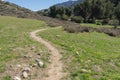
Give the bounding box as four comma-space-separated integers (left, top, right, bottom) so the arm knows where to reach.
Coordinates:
30, 27, 64, 80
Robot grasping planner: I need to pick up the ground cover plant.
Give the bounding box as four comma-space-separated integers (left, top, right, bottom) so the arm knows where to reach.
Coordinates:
0, 16, 49, 79
38, 27, 120, 80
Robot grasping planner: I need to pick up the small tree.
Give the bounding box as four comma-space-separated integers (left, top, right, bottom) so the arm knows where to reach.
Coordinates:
113, 19, 119, 29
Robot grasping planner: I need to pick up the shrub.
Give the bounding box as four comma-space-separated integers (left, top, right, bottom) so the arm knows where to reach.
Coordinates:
108, 20, 114, 25
95, 20, 102, 25
56, 14, 62, 19
113, 19, 119, 28
64, 25, 79, 33
71, 16, 84, 23
61, 14, 69, 20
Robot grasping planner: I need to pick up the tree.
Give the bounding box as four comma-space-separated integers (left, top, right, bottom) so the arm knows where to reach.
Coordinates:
91, 0, 105, 19
65, 8, 72, 16
56, 7, 65, 16
115, 2, 120, 22
49, 6, 57, 18
104, 1, 114, 18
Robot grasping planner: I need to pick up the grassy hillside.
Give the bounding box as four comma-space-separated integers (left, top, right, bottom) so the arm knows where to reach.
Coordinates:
0, 1, 40, 19
0, 16, 49, 79
38, 28, 120, 80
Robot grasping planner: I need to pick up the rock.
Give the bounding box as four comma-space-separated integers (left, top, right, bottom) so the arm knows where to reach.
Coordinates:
24, 67, 31, 72
38, 61, 44, 67
35, 58, 40, 62
81, 69, 88, 73
22, 71, 28, 78
48, 59, 52, 63
36, 58, 44, 67
13, 76, 21, 80
32, 64, 37, 67
16, 65, 22, 68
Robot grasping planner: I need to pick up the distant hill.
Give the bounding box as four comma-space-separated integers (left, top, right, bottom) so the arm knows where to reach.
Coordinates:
55, 0, 84, 7
0, 1, 41, 19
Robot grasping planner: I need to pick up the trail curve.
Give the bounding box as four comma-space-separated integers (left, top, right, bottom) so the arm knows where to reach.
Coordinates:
30, 27, 64, 80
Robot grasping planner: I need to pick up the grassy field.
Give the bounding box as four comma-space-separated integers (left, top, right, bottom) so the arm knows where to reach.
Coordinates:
38, 28, 120, 80
0, 16, 49, 79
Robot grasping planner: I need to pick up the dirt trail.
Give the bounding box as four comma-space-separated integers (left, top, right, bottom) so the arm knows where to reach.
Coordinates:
30, 27, 64, 80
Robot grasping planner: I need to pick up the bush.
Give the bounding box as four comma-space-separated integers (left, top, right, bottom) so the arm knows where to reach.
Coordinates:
71, 16, 84, 23
61, 14, 69, 20
95, 20, 102, 25
108, 20, 114, 25
56, 14, 62, 19
113, 19, 119, 28
64, 25, 79, 33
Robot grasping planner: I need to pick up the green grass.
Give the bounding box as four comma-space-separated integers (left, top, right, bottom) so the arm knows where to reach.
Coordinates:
80, 23, 120, 28
2, 75, 11, 80
38, 27, 120, 80
0, 16, 49, 74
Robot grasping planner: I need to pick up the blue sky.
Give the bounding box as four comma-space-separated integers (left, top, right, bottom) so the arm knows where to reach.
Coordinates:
6, 0, 69, 11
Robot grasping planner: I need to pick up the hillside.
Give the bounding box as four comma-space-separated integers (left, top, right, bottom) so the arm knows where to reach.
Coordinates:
0, 1, 40, 19
55, 0, 84, 7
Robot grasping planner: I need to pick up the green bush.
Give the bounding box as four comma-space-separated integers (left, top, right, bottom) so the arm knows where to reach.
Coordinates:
95, 20, 102, 25
71, 16, 84, 23
61, 14, 69, 20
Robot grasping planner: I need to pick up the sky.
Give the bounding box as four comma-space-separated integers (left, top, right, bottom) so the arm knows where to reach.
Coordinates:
5, 0, 69, 11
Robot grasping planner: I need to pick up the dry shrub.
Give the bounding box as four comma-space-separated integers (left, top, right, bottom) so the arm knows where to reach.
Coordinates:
64, 25, 120, 37
64, 25, 79, 33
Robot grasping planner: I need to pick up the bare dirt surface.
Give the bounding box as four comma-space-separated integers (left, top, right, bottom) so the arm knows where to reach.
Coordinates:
30, 27, 65, 80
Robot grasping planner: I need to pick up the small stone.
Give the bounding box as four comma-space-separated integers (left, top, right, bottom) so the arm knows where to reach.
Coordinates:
81, 69, 88, 73
22, 71, 28, 78
16, 65, 22, 68
48, 59, 52, 63
32, 64, 37, 67
13, 76, 21, 80
38, 61, 44, 67
36, 58, 40, 62
36, 58, 44, 67
29, 55, 33, 58
24, 67, 31, 72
